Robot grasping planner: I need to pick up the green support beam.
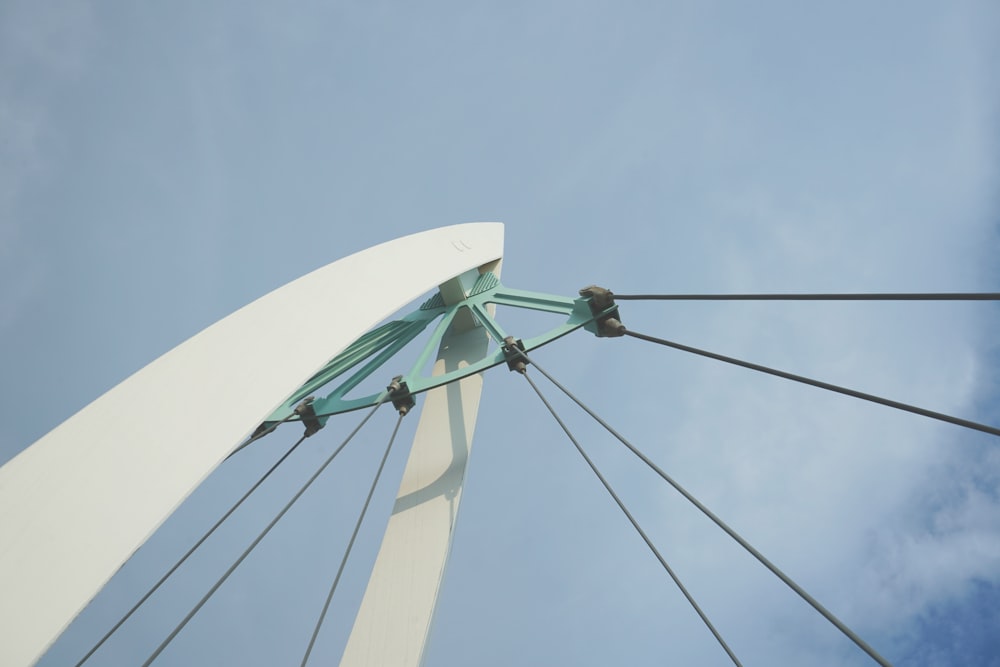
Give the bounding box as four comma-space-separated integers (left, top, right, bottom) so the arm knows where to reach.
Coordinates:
258, 281, 617, 429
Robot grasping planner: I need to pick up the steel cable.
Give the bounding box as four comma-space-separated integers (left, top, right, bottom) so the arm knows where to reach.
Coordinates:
610, 292, 1000, 301
75, 432, 310, 666
300, 412, 405, 666
514, 348, 894, 666
622, 329, 1000, 438
227, 411, 300, 458
140, 395, 388, 666
520, 370, 743, 667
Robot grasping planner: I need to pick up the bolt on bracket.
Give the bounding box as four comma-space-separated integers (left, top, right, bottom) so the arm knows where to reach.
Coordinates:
295, 397, 324, 437
579, 285, 625, 337
502, 336, 528, 373
387, 375, 416, 415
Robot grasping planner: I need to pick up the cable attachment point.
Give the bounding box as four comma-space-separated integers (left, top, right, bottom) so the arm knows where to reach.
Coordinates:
502, 336, 528, 373
579, 285, 625, 337
387, 375, 416, 415
295, 397, 324, 437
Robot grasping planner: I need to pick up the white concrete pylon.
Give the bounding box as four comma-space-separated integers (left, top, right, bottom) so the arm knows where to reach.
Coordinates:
0, 223, 504, 667
339, 261, 500, 667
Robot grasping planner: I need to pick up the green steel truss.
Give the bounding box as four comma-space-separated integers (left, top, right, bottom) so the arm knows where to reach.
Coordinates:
261, 275, 617, 429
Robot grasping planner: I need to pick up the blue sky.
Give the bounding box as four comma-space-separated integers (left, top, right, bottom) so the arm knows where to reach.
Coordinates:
2, 1, 999, 665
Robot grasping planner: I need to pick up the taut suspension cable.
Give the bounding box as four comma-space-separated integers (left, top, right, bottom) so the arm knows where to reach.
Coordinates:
76, 432, 310, 666
300, 412, 406, 666
514, 348, 894, 667
519, 369, 743, 667
610, 292, 1000, 301
227, 410, 299, 458
141, 396, 388, 666
622, 329, 1000, 439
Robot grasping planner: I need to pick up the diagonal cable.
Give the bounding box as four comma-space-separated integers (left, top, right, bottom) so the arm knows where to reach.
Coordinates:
141, 396, 388, 667
623, 329, 1000, 439
515, 348, 893, 667
520, 370, 743, 667
300, 412, 404, 666
76, 432, 310, 666
611, 292, 1000, 301
227, 411, 300, 459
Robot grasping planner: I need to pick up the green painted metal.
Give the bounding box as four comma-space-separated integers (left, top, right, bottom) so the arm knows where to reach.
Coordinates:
260, 282, 613, 427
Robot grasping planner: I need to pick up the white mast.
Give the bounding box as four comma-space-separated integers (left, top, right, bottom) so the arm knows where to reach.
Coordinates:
339, 261, 500, 666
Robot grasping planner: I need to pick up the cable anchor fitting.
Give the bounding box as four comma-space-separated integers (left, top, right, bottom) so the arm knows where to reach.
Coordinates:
295, 397, 324, 437
387, 375, 416, 415
579, 285, 625, 337
502, 336, 528, 374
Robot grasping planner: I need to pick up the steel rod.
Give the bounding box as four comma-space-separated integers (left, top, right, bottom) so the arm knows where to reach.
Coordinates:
516, 349, 894, 666
611, 292, 1000, 301
300, 413, 404, 666
76, 432, 309, 666
622, 329, 1000, 438
141, 397, 387, 666
521, 371, 743, 667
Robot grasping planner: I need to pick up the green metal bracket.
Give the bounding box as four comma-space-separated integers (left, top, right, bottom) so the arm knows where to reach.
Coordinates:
259, 277, 619, 429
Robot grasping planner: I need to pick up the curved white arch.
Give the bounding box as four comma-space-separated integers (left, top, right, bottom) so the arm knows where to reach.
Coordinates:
0, 223, 504, 667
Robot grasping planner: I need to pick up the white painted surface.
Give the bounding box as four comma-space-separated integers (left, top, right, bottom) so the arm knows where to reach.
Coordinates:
339, 264, 499, 667
0, 223, 503, 667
